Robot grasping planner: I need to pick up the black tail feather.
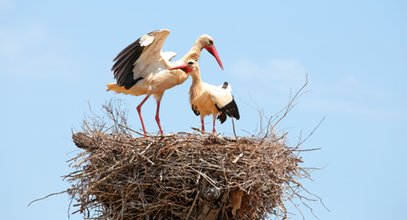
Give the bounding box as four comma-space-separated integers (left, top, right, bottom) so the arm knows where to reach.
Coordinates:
221, 81, 229, 89
217, 112, 227, 123
216, 97, 240, 124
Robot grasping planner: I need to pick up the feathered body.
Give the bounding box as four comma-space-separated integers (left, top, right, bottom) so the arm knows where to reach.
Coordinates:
171, 60, 240, 133
106, 29, 224, 136
107, 68, 188, 101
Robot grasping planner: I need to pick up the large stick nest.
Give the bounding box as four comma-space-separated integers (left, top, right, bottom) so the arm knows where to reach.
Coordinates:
65, 100, 317, 220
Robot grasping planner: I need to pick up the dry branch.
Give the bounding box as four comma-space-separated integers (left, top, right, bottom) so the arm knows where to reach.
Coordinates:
64, 99, 318, 220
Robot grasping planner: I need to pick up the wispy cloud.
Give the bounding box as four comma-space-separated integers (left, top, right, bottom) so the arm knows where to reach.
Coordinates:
0, 22, 85, 79
231, 58, 307, 83
307, 75, 405, 120
229, 58, 405, 120
0, 24, 46, 58
0, 23, 65, 78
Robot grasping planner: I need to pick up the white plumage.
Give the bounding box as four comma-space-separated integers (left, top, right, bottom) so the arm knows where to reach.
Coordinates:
171, 60, 240, 134
208, 83, 233, 108
107, 29, 224, 136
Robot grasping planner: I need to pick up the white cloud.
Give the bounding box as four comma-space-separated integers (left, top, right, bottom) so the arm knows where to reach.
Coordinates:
231, 58, 307, 83
0, 23, 81, 78
229, 58, 405, 120
228, 58, 310, 102
303, 74, 405, 120
0, 24, 46, 58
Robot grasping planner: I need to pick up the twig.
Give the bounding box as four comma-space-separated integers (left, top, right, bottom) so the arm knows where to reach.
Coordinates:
65, 96, 323, 219
259, 116, 273, 145
271, 75, 309, 133
232, 153, 244, 164
28, 190, 67, 207
295, 116, 325, 148
186, 190, 199, 220
288, 198, 305, 220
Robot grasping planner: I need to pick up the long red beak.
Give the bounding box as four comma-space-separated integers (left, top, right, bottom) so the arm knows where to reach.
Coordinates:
169, 63, 191, 73
206, 45, 224, 70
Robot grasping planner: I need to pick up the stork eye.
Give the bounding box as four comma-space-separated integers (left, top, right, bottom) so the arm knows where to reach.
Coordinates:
187, 61, 194, 65
208, 39, 213, 45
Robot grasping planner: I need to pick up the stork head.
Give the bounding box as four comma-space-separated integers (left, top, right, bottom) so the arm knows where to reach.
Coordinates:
170, 60, 198, 74
198, 34, 224, 70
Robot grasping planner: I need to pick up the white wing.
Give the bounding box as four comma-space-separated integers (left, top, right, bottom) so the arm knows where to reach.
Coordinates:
204, 82, 233, 109
111, 29, 171, 89
206, 81, 240, 121
162, 51, 177, 61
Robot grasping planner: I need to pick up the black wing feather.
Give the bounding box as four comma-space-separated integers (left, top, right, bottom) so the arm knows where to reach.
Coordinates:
191, 105, 200, 116
217, 112, 227, 123
111, 37, 145, 89
215, 97, 240, 124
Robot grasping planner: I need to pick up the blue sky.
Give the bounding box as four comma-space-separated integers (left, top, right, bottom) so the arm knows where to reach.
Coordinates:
1, 0, 406, 219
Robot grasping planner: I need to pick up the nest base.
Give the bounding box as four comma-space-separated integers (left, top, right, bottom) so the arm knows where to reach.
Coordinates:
66, 132, 303, 220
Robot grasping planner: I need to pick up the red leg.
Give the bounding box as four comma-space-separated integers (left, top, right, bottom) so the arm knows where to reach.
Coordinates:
155, 100, 164, 135
136, 95, 151, 137
212, 114, 217, 134
200, 116, 205, 133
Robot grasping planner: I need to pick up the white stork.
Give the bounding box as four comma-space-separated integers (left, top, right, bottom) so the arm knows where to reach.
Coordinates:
107, 29, 224, 136
170, 60, 240, 134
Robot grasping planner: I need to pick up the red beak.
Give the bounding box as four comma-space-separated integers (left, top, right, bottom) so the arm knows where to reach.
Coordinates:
169, 63, 191, 73
206, 45, 224, 70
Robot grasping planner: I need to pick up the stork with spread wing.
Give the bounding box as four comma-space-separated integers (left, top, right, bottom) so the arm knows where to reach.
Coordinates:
107, 29, 224, 136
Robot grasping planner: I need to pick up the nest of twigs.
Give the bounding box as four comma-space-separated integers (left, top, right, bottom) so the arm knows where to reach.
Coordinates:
65, 99, 318, 220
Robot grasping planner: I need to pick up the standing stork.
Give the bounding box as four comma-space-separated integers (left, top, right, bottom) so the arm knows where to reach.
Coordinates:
170, 60, 240, 134
107, 29, 224, 136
